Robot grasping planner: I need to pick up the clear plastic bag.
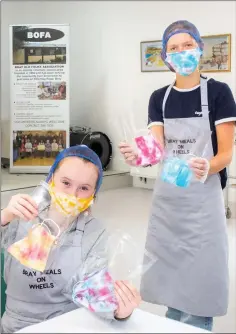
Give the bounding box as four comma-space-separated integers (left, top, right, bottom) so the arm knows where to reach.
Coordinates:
72, 229, 157, 314
1, 181, 51, 251
134, 129, 164, 167
31, 181, 51, 211
161, 120, 212, 187
5, 181, 73, 272
161, 156, 193, 188
72, 267, 118, 314
117, 114, 164, 174
7, 218, 60, 272
107, 229, 157, 284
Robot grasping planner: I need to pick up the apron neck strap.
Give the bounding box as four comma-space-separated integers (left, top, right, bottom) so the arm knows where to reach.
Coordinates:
162, 81, 175, 118
162, 75, 209, 119
200, 75, 209, 118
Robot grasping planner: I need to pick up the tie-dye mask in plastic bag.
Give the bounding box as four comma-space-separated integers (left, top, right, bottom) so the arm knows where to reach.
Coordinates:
114, 111, 164, 171
73, 267, 118, 314
161, 156, 193, 188
8, 218, 60, 272
135, 132, 164, 167
72, 229, 157, 315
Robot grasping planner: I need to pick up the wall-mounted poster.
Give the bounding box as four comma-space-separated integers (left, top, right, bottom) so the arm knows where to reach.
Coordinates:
140, 40, 169, 72
10, 24, 69, 173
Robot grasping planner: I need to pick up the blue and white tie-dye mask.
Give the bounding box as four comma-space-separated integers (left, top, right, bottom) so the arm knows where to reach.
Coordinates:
165, 47, 202, 76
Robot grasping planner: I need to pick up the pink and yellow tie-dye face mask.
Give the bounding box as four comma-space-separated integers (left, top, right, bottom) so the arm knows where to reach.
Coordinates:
135, 133, 164, 166
8, 219, 60, 272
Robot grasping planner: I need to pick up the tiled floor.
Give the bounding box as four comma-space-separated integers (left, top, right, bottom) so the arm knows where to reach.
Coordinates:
1, 182, 235, 333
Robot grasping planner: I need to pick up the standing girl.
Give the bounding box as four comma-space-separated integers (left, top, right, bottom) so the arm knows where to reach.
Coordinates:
119, 20, 236, 331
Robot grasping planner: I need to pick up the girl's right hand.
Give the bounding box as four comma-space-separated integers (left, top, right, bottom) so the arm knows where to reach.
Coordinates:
1, 194, 38, 225
118, 142, 138, 166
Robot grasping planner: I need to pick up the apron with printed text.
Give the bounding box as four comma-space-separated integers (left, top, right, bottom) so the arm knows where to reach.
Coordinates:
140, 77, 229, 317
2, 215, 87, 333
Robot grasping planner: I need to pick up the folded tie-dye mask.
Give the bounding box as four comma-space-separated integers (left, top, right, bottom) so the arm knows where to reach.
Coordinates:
135, 133, 164, 166
72, 268, 118, 313
161, 157, 193, 188
8, 219, 60, 272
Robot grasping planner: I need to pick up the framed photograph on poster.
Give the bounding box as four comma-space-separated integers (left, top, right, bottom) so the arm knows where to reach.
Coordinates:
200, 34, 231, 72
140, 40, 169, 72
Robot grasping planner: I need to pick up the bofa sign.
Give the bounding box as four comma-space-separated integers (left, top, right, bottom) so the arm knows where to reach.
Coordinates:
14, 27, 64, 42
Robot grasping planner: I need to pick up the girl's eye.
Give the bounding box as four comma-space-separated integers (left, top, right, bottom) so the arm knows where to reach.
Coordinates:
62, 181, 70, 187
81, 186, 88, 191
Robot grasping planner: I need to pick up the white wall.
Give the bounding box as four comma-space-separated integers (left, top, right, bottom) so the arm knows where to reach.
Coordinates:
1, 1, 236, 175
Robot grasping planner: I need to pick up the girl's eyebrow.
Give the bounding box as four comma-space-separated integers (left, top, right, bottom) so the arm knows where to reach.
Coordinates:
61, 176, 72, 181
168, 43, 178, 48
82, 184, 92, 188
168, 40, 194, 48
183, 40, 194, 44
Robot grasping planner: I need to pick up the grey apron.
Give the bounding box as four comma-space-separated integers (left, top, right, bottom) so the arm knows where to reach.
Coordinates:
140, 77, 229, 317
1, 213, 108, 333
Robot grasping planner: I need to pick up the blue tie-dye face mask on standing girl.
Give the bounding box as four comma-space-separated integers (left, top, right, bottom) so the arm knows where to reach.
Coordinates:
165, 47, 202, 76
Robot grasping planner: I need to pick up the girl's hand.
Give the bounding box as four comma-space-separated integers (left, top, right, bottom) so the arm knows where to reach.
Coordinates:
118, 142, 138, 166
189, 157, 210, 182
1, 194, 38, 225
114, 280, 141, 319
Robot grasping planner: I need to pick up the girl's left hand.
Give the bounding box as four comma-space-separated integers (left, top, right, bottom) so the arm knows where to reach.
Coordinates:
189, 157, 210, 181
114, 280, 141, 319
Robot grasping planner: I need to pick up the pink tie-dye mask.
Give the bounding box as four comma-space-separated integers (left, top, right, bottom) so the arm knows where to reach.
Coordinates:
72, 268, 118, 313
135, 134, 164, 166
8, 219, 60, 272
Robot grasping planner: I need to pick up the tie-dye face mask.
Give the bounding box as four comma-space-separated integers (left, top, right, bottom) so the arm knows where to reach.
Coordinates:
8, 219, 60, 272
48, 181, 94, 217
165, 48, 202, 76
73, 268, 118, 313
135, 133, 164, 166
161, 157, 193, 188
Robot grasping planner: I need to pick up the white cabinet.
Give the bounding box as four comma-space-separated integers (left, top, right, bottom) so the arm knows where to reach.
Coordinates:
130, 164, 161, 179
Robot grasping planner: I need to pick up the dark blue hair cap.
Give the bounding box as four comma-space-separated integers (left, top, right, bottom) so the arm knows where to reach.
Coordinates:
46, 145, 103, 194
